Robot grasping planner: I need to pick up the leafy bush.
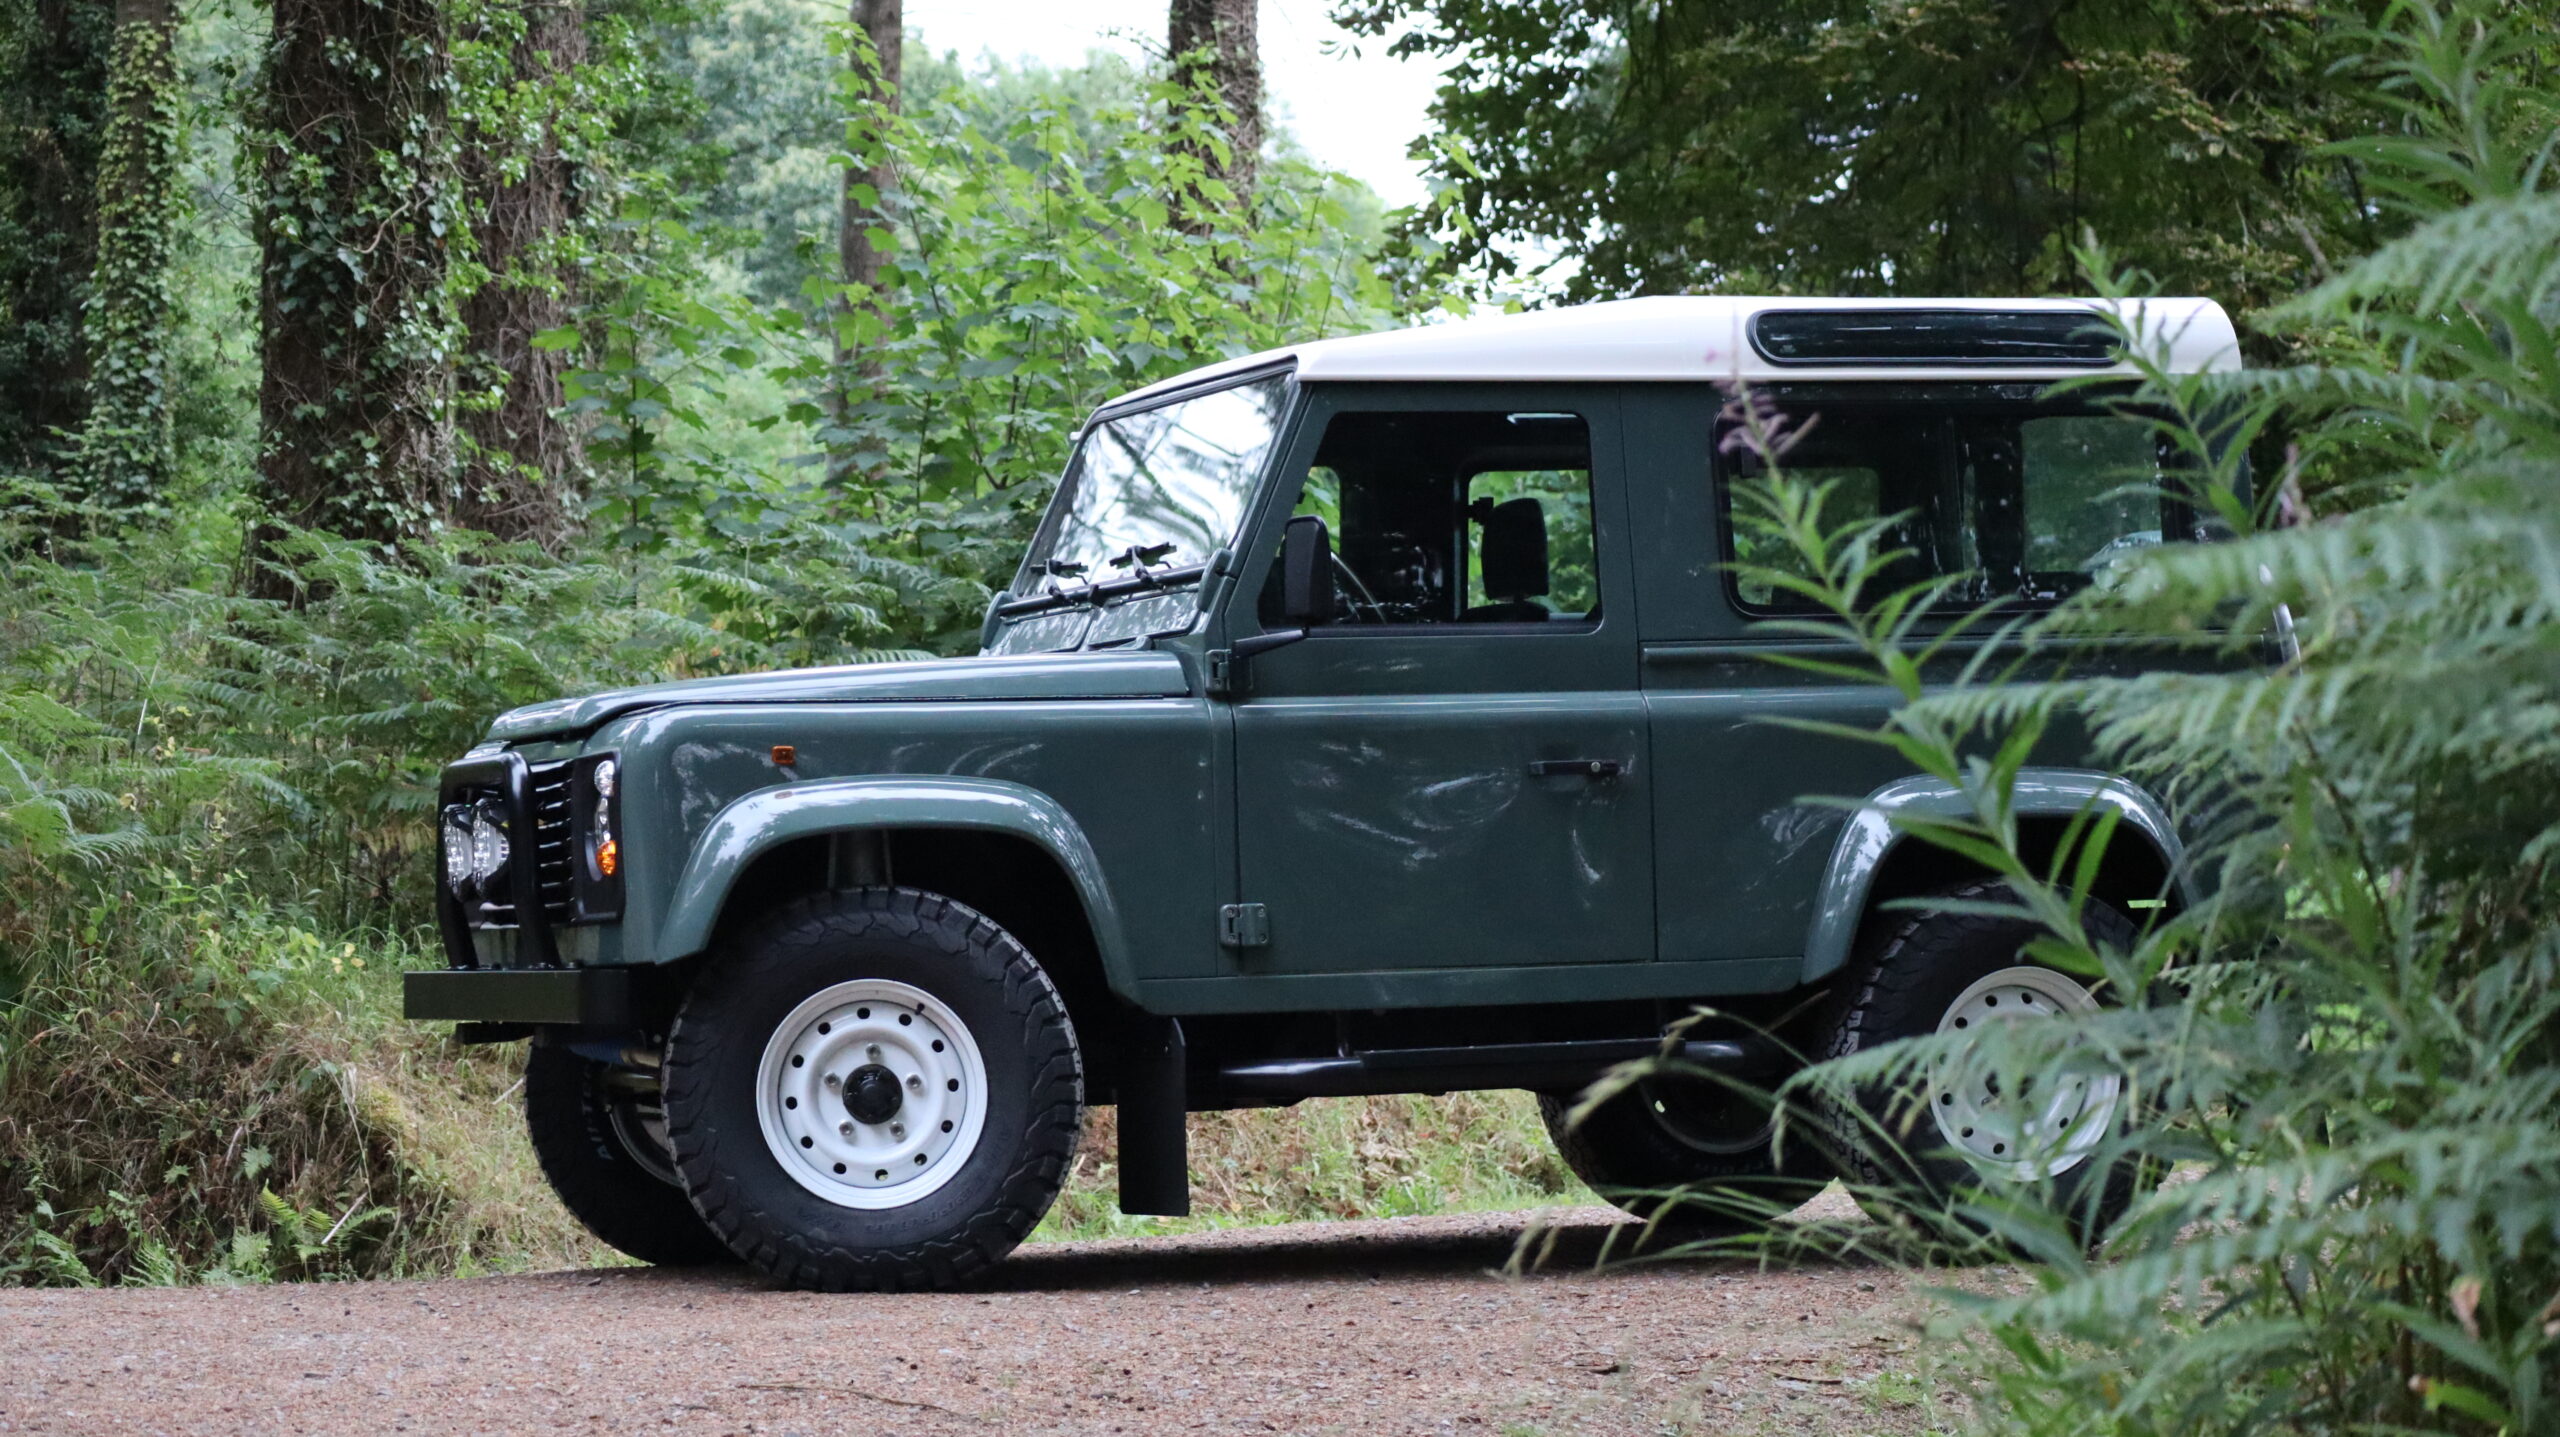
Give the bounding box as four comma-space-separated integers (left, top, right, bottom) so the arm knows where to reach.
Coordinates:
1697, 6, 2560, 1430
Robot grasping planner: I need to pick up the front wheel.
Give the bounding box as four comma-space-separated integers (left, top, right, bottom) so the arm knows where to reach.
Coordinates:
662, 887, 1084, 1291
523, 1043, 733, 1268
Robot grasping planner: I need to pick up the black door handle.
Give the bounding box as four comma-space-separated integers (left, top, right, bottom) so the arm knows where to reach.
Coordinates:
1529, 758, 1624, 779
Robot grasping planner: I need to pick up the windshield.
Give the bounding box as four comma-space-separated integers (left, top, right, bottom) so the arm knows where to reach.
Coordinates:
1020, 373, 1292, 586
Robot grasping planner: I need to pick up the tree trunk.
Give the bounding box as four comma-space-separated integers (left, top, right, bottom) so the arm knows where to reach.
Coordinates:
0, 0, 111, 483
1167, 0, 1258, 231
254, 0, 457, 585
829, 0, 898, 481
76, 0, 179, 514
455, 0, 586, 548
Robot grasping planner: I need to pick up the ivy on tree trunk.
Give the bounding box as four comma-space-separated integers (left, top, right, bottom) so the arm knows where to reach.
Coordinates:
827, 0, 897, 483
454, 0, 587, 548
253, 0, 459, 582
1166, 0, 1257, 232
75, 0, 180, 515
0, 0, 110, 483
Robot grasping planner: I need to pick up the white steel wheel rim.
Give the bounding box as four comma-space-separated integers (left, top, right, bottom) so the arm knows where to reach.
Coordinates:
1927, 965, 2121, 1182
755, 979, 990, 1210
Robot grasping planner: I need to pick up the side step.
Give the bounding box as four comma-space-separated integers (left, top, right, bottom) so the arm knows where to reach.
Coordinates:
1215, 1036, 1780, 1100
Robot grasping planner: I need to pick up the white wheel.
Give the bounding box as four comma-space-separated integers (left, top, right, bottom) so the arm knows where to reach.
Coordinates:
753, 978, 990, 1210
1927, 965, 2121, 1181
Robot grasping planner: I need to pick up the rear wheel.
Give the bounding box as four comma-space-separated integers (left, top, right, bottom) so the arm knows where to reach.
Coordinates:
1818, 879, 2150, 1244
1540, 1070, 1829, 1232
662, 887, 1084, 1292
523, 1043, 733, 1267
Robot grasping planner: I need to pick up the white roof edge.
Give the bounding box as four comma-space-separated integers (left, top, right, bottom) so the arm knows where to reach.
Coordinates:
1102, 295, 2239, 413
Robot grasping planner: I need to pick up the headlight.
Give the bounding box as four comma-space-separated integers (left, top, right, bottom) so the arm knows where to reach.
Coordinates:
590, 757, 619, 879
440, 809, 475, 890
468, 802, 511, 883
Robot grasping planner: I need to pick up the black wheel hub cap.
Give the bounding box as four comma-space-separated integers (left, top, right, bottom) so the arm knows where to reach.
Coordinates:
842, 1063, 904, 1124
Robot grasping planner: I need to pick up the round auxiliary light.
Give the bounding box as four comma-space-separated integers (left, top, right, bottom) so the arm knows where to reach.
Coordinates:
592, 757, 617, 799
468, 802, 511, 884
440, 811, 475, 890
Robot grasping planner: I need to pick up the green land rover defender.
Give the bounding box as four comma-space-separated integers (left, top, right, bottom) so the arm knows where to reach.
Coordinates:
406, 296, 2245, 1290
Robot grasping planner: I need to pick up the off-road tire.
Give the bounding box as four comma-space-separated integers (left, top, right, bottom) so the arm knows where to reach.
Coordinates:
1818, 878, 2147, 1245
1540, 1080, 1829, 1234
662, 887, 1083, 1292
524, 1043, 735, 1267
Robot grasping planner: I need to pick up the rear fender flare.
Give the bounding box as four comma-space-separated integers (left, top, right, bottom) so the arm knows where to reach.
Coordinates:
1801, 769, 2189, 984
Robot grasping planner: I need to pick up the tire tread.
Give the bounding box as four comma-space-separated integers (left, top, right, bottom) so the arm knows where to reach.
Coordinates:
663, 887, 1082, 1292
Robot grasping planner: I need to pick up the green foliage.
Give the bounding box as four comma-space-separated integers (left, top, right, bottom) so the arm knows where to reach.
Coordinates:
74, 13, 182, 512
806, 60, 1393, 505
546, 48, 1397, 648
0, 0, 111, 480
0, 877, 595, 1285
1699, 7, 2560, 1431
1340, 0, 2554, 317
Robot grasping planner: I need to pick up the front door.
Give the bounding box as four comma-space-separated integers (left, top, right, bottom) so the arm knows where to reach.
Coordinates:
1225, 387, 1654, 977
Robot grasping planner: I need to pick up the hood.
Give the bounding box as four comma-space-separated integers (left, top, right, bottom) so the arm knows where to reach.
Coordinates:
486, 651, 1194, 744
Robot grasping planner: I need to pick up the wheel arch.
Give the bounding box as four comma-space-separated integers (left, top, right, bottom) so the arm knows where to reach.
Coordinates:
658, 777, 1138, 1016
1800, 769, 2191, 985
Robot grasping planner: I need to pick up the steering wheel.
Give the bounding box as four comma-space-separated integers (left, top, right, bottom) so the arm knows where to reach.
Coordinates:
1330, 553, 1388, 624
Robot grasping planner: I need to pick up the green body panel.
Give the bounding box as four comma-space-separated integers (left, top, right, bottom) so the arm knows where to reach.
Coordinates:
441, 375, 2207, 1024
589, 685, 1217, 993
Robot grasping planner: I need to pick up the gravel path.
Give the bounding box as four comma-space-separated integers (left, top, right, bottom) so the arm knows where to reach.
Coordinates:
0, 1203, 1952, 1436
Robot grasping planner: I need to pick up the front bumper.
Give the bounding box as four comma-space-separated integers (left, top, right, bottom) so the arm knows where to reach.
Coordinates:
404, 966, 636, 1026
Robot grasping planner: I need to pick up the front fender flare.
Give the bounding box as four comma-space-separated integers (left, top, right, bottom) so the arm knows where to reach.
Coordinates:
656, 776, 1135, 1000
1800, 769, 2191, 984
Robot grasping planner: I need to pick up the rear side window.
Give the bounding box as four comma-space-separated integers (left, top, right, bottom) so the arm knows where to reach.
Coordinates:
1719, 389, 2190, 608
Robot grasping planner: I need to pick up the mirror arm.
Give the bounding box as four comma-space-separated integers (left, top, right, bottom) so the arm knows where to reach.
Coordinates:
1231, 628, 1306, 660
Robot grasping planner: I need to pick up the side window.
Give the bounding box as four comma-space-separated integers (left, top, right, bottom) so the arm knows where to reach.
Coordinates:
2019, 415, 2165, 575
1721, 398, 2178, 608
1263, 410, 1600, 628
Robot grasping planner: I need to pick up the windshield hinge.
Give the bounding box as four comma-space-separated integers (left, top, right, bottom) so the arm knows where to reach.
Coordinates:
1203, 648, 1234, 696
1218, 902, 1269, 949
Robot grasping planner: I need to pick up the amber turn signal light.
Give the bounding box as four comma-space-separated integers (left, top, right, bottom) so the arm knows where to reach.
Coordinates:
594, 836, 619, 878
771, 744, 797, 766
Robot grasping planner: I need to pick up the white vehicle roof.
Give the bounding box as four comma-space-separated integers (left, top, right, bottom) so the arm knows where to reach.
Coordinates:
1107, 295, 2237, 411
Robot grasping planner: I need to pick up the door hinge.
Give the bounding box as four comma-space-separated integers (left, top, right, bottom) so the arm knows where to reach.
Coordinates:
1204, 648, 1234, 696
1218, 902, 1270, 949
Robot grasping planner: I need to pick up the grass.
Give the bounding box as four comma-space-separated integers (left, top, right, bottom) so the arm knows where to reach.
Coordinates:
1036, 1089, 1593, 1242
0, 890, 604, 1286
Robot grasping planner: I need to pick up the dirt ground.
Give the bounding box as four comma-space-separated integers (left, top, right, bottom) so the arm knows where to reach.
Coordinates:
0, 1201, 1964, 1437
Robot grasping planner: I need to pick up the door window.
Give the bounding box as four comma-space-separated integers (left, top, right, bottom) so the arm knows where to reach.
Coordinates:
1265, 410, 1599, 627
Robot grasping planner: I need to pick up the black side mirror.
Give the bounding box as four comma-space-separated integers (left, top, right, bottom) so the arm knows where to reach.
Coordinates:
1279, 514, 1336, 628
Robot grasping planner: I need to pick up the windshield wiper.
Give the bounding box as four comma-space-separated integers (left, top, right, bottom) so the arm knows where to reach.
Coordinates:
997, 544, 1207, 620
